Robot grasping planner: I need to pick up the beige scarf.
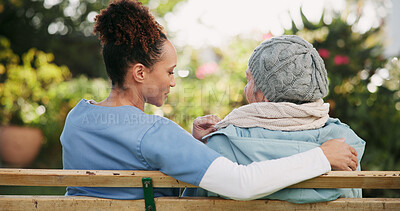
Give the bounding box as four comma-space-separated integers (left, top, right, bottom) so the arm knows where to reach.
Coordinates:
215, 99, 329, 131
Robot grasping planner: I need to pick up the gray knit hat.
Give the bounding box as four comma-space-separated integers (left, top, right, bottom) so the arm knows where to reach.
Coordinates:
248, 35, 328, 103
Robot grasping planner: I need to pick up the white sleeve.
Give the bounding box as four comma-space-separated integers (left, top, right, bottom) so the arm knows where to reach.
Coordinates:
198, 147, 331, 200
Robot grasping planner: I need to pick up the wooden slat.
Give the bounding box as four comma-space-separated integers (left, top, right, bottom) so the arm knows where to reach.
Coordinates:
0, 169, 400, 189
0, 196, 399, 211
0, 169, 194, 188
290, 171, 400, 189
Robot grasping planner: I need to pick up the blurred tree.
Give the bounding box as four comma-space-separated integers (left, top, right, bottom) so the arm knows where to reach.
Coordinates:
0, 35, 110, 168
0, 35, 71, 127
0, 0, 185, 78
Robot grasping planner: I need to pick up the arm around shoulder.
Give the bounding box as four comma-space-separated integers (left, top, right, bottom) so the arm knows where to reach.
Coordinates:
199, 147, 330, 200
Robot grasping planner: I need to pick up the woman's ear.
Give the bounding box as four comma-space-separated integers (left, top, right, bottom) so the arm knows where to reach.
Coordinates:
255, 89, 268, 102
130, 63, 147, 83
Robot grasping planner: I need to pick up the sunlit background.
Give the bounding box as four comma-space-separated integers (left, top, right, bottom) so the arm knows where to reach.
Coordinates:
166, 0, 383, 47
0, 0, 399, 197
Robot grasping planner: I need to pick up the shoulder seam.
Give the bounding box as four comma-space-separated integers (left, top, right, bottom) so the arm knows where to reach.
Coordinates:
138, 118, 167, 169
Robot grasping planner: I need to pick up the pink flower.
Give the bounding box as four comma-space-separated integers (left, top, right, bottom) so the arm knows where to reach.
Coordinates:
318, 48, 330, 59
262, 32, 273, 40
334, 55, 350, 65
195, 63, 218, 79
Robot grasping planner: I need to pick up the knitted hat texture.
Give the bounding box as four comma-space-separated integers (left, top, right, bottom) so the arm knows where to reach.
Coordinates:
248, 35, 329, 103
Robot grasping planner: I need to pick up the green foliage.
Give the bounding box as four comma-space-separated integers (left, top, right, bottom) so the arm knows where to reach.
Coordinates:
0, 0, 186, 78
0, 36, 71, 126
140, 0, 184, 17
0, 36, 110, 167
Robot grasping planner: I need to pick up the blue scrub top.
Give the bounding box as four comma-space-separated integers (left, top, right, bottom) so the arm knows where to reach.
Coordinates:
61, 99, 220, 199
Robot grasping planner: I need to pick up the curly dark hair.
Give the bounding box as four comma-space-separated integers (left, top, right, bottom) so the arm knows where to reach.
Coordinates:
93, 0, 167, 88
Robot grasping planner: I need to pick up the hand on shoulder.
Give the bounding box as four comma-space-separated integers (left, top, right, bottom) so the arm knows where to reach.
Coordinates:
320, 138, 358, 171
192, 115, 221, 143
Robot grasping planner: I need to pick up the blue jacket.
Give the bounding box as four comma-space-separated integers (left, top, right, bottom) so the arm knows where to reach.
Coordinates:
186, 118, 365, 203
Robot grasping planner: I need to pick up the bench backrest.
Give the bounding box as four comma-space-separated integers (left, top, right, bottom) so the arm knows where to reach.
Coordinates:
1, 169, 400, 211
1, 169, 399, 189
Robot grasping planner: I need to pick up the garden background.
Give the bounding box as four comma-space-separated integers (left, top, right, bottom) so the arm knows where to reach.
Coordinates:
0, 0, 399, 197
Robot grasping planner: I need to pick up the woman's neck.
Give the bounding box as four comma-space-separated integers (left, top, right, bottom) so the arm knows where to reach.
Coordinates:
95, 86, 145, 111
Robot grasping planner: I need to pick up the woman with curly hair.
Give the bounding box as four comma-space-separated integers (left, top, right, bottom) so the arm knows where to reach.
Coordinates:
60, 0, 358, 200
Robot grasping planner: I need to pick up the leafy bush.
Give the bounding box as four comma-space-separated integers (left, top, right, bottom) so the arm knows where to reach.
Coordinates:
0, 36, 110, 167
0, 36, 71, 127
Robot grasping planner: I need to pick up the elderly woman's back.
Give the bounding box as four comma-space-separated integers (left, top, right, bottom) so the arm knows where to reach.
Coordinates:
201, 118, 364, 203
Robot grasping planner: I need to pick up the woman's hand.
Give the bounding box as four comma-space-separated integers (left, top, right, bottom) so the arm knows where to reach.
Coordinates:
320, 138, 358, 171
192, 115, 221, 143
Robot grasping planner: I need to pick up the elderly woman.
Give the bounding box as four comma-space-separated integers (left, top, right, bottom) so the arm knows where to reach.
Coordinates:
60, 0, 358, 200
187, 35, 365, 203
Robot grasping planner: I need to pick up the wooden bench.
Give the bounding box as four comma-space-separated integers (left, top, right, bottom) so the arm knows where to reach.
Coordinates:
0, 169, 399, 210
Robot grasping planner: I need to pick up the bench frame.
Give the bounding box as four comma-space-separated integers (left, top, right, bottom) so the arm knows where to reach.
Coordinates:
1, 169, 400, 210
